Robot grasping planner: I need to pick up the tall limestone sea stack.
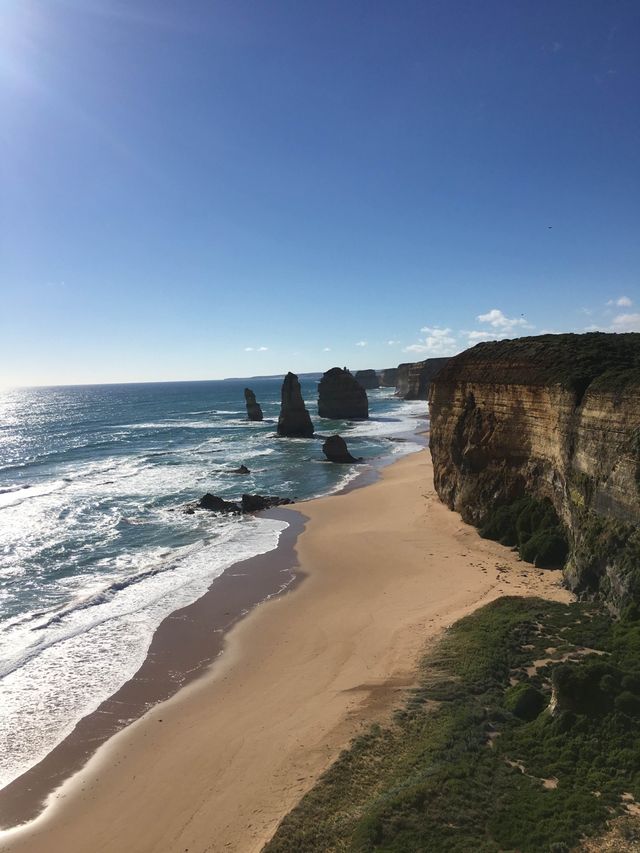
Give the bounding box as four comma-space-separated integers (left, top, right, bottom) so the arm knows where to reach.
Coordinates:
277, 372, 314, 437
318, 367, 369, 420
429, 332, 640, 612
243, 387, 263, 421
354, 369, 379, 390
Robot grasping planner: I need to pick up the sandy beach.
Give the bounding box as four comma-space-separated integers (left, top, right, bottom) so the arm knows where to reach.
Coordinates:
0, 448, 571, 853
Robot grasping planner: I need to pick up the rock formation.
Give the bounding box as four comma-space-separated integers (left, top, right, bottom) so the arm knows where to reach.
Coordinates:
354, 369, 379, 390
395, 357, 450, 400
193, 493, 293, 514
318, 368, 368, 420
322, 434, 359, 463
378, 367, 398, 387
277, 372, 314, 437
244, 388, 263, 421
240, 494, 294, 512
428, 333, 640, 612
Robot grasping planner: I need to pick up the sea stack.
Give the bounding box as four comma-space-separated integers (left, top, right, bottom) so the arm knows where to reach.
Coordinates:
318, 367, 368, 420
244, 387, 263, 421
277, 372, 314, 437
322, 434, 359, 463
354, 369, 379, 390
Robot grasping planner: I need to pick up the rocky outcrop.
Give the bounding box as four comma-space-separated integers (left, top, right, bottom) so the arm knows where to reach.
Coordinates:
378, 368, 398, 387
395, 357, 450, 400
322, 434, 360, 463
354, 369, 379, 390
277, 372, 314, 437
244, 388, 263, 421
318, 368, 368, 420
192, 493, 293, 514
429, 333, 640, 612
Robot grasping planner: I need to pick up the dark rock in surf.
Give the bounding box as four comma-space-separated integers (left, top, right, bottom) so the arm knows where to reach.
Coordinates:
197, 493, 241, 513
322, 434, 360, 464
244, 388, 264, 421
318, 368, 368, 420
241, 494, 294, 512
277, 372, 314, 437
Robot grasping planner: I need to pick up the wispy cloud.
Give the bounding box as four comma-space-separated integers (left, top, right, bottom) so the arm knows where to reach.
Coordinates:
611, 313, 640, 332
477, 308, 533, 333
244, 346, 269, 352
404, 327, 458, 356
607, 296, 633, 308
387, 339, 400, 346
323, 347, 331, 352
355, 341, 368, 347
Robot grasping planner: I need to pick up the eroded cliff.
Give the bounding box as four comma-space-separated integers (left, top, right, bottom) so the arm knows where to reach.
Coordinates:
396, 357, 450, 399
429, 333, 640, 611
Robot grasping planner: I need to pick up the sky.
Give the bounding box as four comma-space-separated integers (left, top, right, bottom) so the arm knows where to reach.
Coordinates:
1, 0, 639, 386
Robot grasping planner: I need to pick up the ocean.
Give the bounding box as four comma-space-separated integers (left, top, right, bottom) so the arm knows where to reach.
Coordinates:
0, 377, 426, 790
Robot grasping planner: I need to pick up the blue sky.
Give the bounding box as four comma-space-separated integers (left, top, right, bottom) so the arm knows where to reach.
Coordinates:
1, 0, 638, 386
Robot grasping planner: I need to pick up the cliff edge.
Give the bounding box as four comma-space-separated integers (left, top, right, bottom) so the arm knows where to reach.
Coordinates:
429, 333, 640, 612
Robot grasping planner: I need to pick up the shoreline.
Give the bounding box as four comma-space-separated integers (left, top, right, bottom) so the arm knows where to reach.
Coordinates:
0, 447, 571, 853
0, 423, 425, 828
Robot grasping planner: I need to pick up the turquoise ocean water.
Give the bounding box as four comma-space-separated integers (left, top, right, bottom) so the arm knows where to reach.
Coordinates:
0, 377, 426, 788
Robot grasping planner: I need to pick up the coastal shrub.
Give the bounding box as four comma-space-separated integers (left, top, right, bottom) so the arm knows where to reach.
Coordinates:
266, 598, 640, 853
479, 496, 568, 568
504, 683, 547, 721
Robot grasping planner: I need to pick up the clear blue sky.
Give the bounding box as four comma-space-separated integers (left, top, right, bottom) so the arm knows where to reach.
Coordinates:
1, 0, 638, 386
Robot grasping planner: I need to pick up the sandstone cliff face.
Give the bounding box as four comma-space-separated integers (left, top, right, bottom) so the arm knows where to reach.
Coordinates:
318, 368, 368, 420
378, 368, 398, 387
395, 358, 450, 400
277, 372, 314, 437
354, 369, 379, 390
429, 334, 640, 612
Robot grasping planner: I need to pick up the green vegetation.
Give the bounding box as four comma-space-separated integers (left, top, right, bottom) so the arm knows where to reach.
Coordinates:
479, 496, 569, 569
265, 598, 640, 853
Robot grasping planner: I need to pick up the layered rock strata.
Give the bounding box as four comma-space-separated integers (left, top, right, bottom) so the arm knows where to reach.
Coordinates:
354, 369, 380, 390
395, 357, 450, 400
429, 333, 640, 612
244, 388, 263, 421
318, 368, 368, 420
277, 372, 314, 437
378, 367, 398, 387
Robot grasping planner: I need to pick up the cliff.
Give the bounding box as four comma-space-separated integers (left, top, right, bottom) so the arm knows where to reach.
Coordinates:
377, 367, 398, 387
429, 333, 640, 612
395, 357, 450, 399
354, 369, 379, 390
318, 368, 368, 420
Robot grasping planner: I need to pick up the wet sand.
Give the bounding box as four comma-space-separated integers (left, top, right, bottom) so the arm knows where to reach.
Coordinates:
0, 449, 572, 853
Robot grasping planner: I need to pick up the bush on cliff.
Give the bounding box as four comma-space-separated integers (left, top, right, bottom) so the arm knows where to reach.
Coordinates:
479, 496, 569, 568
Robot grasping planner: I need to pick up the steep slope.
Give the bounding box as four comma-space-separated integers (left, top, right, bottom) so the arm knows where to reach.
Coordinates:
429, 333, 640, 611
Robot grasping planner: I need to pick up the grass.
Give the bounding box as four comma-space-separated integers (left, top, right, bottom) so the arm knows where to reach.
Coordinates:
479, 496, 569, 569
264, 597, 640, 853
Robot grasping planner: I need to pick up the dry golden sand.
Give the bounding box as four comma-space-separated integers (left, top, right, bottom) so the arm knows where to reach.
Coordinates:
0, 449, 571, 853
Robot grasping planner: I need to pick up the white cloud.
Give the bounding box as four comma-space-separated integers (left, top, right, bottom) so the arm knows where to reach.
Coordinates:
405, 326, 458, 356
245, 345, 269, 352
477, 308, 533, 332
355, 341, 367, 347
607, 296, 633, 307
258, 346, 268, 351
611, 313, 640, 332
387, 339, 400, 345
244, 347, 254, 352
323, 347, 331, 352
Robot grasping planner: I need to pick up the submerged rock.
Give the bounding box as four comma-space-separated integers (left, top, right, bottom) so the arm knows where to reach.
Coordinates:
318, 367, 368, 420
244, 388, 264, 421
277, 372, 314, 437
354, 369, 379, 390
322, 434, 360, 464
